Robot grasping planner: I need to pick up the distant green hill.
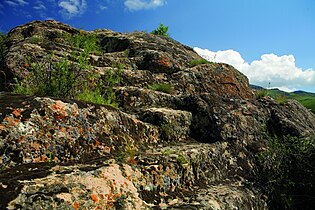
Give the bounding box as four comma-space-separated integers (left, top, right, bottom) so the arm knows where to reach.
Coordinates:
251, 85, 315, 113
289, 91, 315, 113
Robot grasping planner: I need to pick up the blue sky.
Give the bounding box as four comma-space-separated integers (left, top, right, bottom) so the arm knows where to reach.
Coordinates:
1, 0, 315, 92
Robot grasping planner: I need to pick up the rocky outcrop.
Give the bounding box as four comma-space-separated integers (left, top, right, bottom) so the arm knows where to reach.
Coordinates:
1, 20, 315, 209
2, 20, 253, 99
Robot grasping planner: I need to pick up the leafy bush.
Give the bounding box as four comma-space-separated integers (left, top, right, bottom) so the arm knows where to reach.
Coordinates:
13, 32, 122, 107
151, 23, 170, 37
13, 51, 88, 98
148, 83, 172, 94
13, 31, 98, 97
101, 64, 123, 107
63, 32, 101, 54
256, 132, 315, 209
189, 59, 209, 67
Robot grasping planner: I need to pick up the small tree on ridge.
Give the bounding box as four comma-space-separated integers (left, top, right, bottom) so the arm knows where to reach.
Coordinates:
151, 23, 170, 37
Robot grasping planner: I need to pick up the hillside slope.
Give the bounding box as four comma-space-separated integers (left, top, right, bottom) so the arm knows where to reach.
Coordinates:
251, 85, 315, 113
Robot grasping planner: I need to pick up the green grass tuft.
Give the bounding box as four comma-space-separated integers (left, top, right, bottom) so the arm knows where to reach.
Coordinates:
255, 89, 269, 100
148, 83, 173, 94
189, 59, 210, 67
76, 89, 107, 105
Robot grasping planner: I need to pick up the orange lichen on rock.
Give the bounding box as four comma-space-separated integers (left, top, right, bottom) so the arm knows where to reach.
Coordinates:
3, 116, 21, 126
12, 108, 23, 117
73, 201, 80, 210
52, 100, 68, 120
158, 56, 172, 68
17, 135, 26, 143
91, 194, 99, 203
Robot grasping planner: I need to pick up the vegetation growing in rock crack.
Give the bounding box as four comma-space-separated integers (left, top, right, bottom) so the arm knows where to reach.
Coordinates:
151, 23, 170, 37
29, 35, 43, 44
177, 154, 189, 165
148, 83, 173, 94
189, 58, 210, 67
162, 148, 175, 155
13, 32, 121, 107
256, 129, 315, 210
115, 135, 138, 164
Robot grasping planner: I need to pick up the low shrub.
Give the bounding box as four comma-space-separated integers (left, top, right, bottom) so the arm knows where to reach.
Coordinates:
0, 32, 7, 56
63, 32, 101, 54
101, 64, 123, 107
13, 32, 122, 108
256, 131, 315, 209
13, 52, 86, 98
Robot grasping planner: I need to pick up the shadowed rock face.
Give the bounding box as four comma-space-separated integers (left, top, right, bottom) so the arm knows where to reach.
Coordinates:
0, 20, 315, 209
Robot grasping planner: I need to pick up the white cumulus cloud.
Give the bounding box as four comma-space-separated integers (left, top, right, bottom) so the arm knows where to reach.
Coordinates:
124, 0, 166, 11
194, 47, 315, 92
58, 0, 87, 19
